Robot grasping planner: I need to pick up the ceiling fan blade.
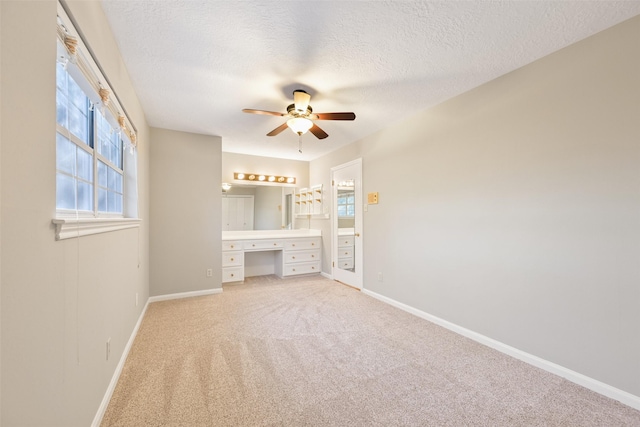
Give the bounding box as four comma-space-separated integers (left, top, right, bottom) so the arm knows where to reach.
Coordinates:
313, 112, 356, 121
309, 123, 328, 139
267, 122, 289, 137
242, 109, 286, 117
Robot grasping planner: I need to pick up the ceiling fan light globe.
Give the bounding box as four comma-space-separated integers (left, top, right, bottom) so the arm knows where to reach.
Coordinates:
287, 117, 313, 135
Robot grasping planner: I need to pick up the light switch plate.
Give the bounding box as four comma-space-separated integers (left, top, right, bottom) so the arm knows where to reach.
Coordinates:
367, 192, 379, 204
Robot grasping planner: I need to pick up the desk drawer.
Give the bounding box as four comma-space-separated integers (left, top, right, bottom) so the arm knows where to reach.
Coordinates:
222, 267, 244, 283
338, 236, 354, 247
222, 241, 242, 251
338, 247, 354, 259
244, 240, 284, 250
285, 249, 320, 264
222, 251, 243, 267
283, 261, 321, 276
285, 238, 321, 251
337, 258, 354, 269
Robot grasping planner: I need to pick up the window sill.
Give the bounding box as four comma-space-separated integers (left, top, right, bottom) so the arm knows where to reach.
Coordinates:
52, 217, 141, 240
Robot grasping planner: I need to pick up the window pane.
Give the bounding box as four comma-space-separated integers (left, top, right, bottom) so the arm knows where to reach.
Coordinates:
107, 191, 115, 212
76, 147, 93, 182
113, 170, 123, 193
76, 181, 92, 211
338, 206, 347, 216
56, 173, 75, 210
107, 167, 123, 192
347, 205, 355, 216
68, 76, 87, 111
68, 103, 89, 143
56, 63, 68, 93
96, 111, 123, 169
56, 133, 75, 175
97, 160, 107, 187
347, 196, 355, 204
111, 193, 123, 213
56, 89, 68, 127
98, 188, 107, 212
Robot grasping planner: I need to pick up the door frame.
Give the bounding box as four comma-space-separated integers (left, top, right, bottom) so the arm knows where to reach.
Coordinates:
331, 158, 363, 289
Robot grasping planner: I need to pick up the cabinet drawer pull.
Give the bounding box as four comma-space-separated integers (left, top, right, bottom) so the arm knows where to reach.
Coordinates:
311, 266, 315, 270
230, 245, 234, 249
230, 257, 234, 261
311, 243, 315, 246
230, 273, 234, 277
273, 243, 277, 246
292, 256, 296, 259
344, 252, 348, 255
292, 268, 296, 272
292, 244, 296, 247
252, 244, 256, 247
311, 255, 315, 258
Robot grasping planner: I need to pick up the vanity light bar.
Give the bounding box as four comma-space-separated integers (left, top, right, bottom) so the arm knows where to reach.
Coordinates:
234, 172, 296, 184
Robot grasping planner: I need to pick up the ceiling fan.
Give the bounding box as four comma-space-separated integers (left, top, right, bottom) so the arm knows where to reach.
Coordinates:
242, 90, 356, 140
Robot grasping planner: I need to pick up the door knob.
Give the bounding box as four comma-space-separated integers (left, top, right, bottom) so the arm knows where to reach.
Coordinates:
355, 233, 360, 237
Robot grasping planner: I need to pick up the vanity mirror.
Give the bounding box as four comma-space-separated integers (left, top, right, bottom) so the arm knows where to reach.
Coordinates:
222, 184, 295, 231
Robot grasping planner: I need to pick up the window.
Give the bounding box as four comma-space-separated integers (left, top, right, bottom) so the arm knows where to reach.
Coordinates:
53, 2, 140, 240
56, 63, 126, 215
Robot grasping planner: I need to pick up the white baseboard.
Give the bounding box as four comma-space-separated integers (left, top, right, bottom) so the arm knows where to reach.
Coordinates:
148, 287, 223, 303
361, 288, 640, 411
91, 300, 150, 427
321, 272, 332, 280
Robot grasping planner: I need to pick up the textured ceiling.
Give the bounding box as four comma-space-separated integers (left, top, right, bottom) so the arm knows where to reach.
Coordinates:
100, 1, 640, 161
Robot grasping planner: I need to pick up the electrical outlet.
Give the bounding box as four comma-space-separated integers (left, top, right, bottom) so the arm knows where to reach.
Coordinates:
206, 269, 213, 277
106, 338, 111, 361
378, 272, 383, 282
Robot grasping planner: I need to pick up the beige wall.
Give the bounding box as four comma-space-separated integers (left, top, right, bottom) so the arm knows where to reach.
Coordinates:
1, 1, 150, 425
312, 15, 640, 397
150, 128, 222, 297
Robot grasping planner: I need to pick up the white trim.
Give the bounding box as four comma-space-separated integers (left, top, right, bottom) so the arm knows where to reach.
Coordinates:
148, 288, 223, 303
321, 272, 333, 280
92, 299, 150, 427
52, 217, 141, 240
362, 288, 640, 411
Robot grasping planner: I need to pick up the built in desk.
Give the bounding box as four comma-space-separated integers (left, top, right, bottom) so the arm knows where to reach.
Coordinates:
222, 229, 322, 283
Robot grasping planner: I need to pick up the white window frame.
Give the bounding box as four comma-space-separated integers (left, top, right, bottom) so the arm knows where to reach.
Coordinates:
53, 2, 140, 240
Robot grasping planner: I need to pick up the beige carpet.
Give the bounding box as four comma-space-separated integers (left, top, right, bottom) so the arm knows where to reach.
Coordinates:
101, 275, 640, 426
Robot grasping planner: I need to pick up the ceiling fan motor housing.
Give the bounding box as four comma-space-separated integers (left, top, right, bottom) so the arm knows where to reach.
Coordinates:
287, 103, 312, 118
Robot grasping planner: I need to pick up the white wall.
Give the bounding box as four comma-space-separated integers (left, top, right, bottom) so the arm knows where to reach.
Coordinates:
150, 128, 222, 297
0, 1, 150, 425
311, 16, 640, 398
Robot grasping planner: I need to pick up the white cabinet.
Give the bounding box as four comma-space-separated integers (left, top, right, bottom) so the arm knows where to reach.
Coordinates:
276, 237, 322, 277
222, 234, 322, 283
222, 196, 254, 231
295, 185, 324, 216
222, 241, 244, 283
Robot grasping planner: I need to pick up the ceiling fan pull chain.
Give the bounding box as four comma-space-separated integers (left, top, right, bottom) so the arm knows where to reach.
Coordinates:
298, 135, 303, 153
